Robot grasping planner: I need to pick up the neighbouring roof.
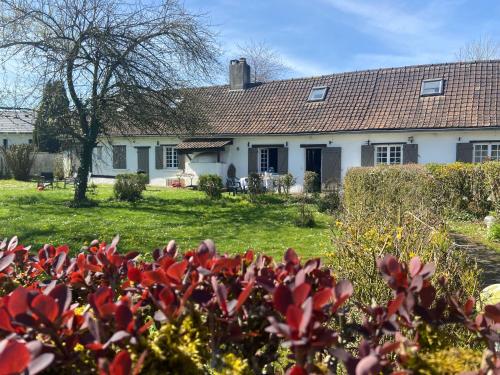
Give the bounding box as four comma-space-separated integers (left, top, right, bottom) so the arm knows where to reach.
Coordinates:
176, 138, 233, 152
189, 60, 500, 136
0, 109, 34, 134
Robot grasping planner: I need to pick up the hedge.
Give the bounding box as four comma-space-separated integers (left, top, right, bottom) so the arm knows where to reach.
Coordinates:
0, 236, 497, 374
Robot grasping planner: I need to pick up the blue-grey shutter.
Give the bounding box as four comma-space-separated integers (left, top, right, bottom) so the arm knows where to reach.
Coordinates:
361, 145, 374, 166
155, 146, 163, 169
277, 148, 288, 174
248, 148, 258, 173
456, 143, 473, 162
321, 147, 342, 188
403, 144, 418, 164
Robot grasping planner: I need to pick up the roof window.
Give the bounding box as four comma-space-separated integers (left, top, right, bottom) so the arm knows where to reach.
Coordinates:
308, 86, 328, 102
421, 79, 444, 96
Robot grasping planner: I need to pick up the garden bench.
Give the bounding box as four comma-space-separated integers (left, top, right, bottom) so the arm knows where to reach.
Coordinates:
37, 172, 55, 190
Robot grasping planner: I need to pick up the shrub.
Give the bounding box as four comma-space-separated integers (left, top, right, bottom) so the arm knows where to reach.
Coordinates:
113, 173, 148, 201
303, 171, 320, 193
247, 173, 263, 201
0, 236, 497, 375
316, 188, 341, 213
343, 165, 440, 228
53, 154, 65, 180
0, 144, 36, 180
488, 222, 500, 241
198, 174, 223, 199
273, 173, 296, 195
427, 161, 500, 217
294, 194, 316, 227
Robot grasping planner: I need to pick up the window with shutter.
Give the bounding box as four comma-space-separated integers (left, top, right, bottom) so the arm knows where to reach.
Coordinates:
163, 146, 179, 168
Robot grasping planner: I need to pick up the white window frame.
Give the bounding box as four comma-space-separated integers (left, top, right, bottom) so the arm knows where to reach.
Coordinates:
375, 144, 403, 165
163, 146, 179, 168
420, 79, 444, 96
259, 148, 269, 173
473, 143, 500, 162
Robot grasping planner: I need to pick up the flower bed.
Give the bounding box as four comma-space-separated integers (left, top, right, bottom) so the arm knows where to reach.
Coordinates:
0, 236, 498, 374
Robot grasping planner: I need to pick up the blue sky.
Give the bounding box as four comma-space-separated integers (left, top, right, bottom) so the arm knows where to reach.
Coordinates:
185, 0, 500, 79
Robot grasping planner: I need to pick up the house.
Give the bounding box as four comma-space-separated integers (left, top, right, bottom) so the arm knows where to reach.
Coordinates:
0, 109, 34, 175
92, 59, 500, 190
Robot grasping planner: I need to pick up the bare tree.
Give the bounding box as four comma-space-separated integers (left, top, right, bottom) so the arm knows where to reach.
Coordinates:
236, 40, 290, 83
0, 0, 219, 204
456, 36, 500, 61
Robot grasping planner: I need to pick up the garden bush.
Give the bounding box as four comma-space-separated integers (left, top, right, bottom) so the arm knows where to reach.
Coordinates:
273, 173, 296, 195
0, 236, 497, 374
0, 144, 36, 181
316, 188, 341, 214
488, 222, 500, 241
114, 173, 148, 201
303, 171, 320, 193
294, 194, 316, 227
247, 173, 263, 202
198, 174, 223, 200
427, 161, 500, 217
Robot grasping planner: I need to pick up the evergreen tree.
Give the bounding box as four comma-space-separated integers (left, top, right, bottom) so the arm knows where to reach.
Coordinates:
34, 81, 70, 153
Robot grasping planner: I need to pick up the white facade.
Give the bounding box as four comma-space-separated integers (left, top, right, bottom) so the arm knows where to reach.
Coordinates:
0, 133, 34, 175
92, 128, 500, 190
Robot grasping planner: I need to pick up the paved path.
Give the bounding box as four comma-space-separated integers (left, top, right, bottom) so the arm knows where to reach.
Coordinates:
452, 233, 500, 286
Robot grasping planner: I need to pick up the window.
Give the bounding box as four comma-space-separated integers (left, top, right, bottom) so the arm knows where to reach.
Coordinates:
473, 143, 500, 162
259, 148, 278, 172
2, 139, 7, 148
163, 146, 178, 168
112, 145, 127, 169
375, 145, 402, 165
421, 79, 444, 96
308, 86, 328, 102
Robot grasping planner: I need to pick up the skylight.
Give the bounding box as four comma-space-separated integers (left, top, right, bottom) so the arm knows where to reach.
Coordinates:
420, 79, 444, 96
308, 86, 328, 102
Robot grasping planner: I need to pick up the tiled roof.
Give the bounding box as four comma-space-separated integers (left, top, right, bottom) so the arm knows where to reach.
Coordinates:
0, 110, 34, 134
188, 60, 500, 136
176, 138, 233, 150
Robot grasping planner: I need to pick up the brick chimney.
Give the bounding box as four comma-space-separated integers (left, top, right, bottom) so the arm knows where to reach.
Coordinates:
229, 58, 250, 90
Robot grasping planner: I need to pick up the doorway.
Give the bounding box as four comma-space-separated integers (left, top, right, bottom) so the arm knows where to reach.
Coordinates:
305, 148, 322, 188
136, 147, 150, 181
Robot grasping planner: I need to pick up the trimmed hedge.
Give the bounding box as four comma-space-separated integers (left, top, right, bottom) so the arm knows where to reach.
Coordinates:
344, 162, 500, 220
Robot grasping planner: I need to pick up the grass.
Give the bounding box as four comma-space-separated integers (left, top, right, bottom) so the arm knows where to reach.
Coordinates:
448, 220, 500, 253
0, 180, 333, 258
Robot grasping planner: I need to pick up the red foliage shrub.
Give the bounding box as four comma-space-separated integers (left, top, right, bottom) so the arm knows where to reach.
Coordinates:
0, 235, 497, 374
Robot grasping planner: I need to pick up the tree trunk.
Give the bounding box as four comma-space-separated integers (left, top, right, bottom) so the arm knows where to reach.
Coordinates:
73, 141, 93, 204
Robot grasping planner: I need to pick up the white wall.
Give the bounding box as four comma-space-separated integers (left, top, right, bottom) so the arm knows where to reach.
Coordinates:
0, 132, 33, 175
93, 129, 500, 190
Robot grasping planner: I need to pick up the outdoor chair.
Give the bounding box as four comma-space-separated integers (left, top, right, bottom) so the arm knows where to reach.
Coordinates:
226, 177, 243, 195
37, 172, 54, 190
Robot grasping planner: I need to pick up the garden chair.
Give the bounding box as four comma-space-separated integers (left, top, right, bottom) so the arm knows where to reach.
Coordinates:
226, 177, 243, 195
37, 172, 54, 190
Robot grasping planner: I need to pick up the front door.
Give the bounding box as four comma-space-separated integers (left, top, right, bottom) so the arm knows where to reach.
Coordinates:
137, 147, 150, 181
305, 148, 322, 181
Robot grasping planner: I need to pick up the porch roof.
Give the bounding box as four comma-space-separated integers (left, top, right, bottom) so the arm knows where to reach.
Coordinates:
175, 138, 233, 153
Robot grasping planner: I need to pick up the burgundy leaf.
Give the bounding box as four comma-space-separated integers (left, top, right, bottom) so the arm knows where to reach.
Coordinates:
166, 260, 188, 284
233, 280, 255, 314
313, 288, 334, 311
273, 285, 293, 315
484, 303, 500, 323
286, 305, 303, 332
115, 305, 133, 331
211, 277, 228, 314
109, 350, 132, 375
0, 253, 14, 272
293, 283, 311, 306
28, 353, 55, 375
355, 354, 381, 375
408, 256, 422, 277
31, 294, 59, 322
0, 339, 30, 374
287, 365, 307, 375
299, 298, 312, 335
419, 262, 436, 279
49, 284, 72, 314
284, 248, 299, 265
387, 293, 405, 318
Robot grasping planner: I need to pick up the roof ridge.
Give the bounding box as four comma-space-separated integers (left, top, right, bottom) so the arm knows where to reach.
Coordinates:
195, 59, 500, 89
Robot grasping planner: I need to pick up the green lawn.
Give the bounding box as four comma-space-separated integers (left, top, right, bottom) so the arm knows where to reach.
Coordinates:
0, 180, 333, 258
448, 220, 500, 253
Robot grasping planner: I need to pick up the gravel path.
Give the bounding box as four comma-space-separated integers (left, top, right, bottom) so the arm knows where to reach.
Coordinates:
452, 233, 500, 286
